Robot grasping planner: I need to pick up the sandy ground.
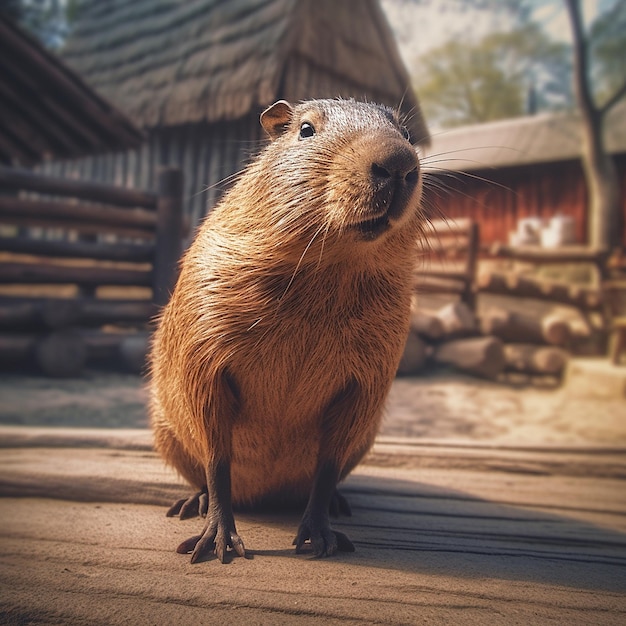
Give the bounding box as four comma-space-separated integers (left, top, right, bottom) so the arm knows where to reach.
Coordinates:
1, 366, 625, 446
1, 434, 625, 625
1, 365, 625, 623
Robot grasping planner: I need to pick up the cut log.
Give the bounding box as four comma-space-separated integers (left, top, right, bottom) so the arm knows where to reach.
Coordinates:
82, 330, 123, 363
0, 333, 36, 365
410, 311, 444, 341
480, 307, 571, 346
34, 330, 86, 377
80, 299, 156, 326
38, 299, 82, 329
120, 332, 151, 374
0, 196, 156, 232
541, 312, 572, 346
433, 336, 505, 379
397, 330, 428, 376
82, 329, 150, 372
0, 235, 154, 263
477, 271, 602, 310
435, 301, 477, 338
415, 275, 467, 296
0, 164, 157, 209
418, 269, 469, 282
490, 243, 608, 265
0, 216, 155, 240
504, 344, 568, 376
0, 262, 152, 288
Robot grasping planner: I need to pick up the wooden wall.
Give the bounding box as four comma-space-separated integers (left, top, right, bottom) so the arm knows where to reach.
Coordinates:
424, 155, 626, 247
41, 115, 267, 240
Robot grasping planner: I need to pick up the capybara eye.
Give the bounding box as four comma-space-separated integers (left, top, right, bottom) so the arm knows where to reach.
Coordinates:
299, 122, 316, 139
400, 126, 411, 142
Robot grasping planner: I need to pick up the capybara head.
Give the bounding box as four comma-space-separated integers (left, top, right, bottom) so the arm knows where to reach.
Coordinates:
214, 100, 422, 260
258, 99, 423, 246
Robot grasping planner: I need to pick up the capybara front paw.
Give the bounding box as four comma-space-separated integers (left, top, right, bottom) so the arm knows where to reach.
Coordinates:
293, 515, 355, 557
166, 488, 208, 520
176, 516, 246, 564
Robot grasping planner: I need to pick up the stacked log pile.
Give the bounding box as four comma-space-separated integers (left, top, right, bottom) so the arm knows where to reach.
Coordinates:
401, 237, 612, 381
0, 166, 183, 377
398, 301, 571, 383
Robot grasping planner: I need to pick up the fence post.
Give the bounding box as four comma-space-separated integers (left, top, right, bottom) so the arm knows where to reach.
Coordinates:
153, 167, 184, 307
463, 221, 480, 311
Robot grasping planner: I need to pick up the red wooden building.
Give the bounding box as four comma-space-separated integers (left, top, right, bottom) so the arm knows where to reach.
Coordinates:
422, 102, 626, 247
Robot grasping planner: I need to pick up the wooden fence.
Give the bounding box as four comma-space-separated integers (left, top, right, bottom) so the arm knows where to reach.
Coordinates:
0, 165, 183, 376
414, 218, 480, 311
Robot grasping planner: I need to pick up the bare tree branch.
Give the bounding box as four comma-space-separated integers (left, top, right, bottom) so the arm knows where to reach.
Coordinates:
564, 0, 598, 120
600, 79, 626, 116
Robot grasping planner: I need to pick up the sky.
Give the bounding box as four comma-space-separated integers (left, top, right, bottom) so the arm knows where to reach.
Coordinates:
380, 0, 608, 66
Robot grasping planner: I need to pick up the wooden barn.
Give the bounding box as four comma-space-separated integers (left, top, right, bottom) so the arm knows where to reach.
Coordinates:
0, 15, 184, 376
50, 0, 430, 231
422, 102, 626, 248
0, 14, 142, 166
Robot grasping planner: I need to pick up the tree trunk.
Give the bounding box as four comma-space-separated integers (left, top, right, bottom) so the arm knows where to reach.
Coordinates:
564, 0, 623, 250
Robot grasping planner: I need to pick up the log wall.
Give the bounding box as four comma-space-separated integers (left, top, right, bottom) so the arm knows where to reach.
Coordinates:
39, 117, 266, 240
0, 165, 183, 376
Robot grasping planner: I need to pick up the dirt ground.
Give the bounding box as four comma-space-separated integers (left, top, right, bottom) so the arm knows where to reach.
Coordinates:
1, 365, 624, 446
1, 364, 625, 624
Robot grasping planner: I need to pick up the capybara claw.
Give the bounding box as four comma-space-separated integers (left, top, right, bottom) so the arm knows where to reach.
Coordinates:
177, 518, 246, 564
166, 489, 208, 519
293, 518, 355, 557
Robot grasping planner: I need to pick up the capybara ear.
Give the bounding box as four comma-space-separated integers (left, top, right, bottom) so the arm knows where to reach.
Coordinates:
261, 100, 294, 139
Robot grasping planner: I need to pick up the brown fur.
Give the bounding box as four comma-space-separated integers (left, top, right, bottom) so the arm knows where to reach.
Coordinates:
149, 98, 424, 533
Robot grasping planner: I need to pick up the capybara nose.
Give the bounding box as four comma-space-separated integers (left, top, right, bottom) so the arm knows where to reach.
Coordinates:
370, 144, 419, 189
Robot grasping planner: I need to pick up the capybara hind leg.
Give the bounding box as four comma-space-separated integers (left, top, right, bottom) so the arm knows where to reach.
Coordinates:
177, 458, 246, 564
294, 461, 355, 557
153, 422, 207, 518
329, 489, 351, 518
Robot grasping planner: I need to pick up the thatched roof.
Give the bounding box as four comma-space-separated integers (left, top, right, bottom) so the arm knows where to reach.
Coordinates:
424, 100, 626, 173
61, 0, 429, 144
0, 14, 142, 166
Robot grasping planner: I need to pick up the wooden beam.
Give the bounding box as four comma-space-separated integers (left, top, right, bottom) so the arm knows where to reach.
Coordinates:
0, 236, 154, 263
0, 165, 157, 209
477, 271, 602, 310
415, 275, 468, 295
0, 297, 80, 329
0, 297, 156, 330
0, 96, 57, 160
0, 216, 154, 240
0, 73, 84, 159
0, 197, 156, 231
417, 269, 470, 282
0, 262, 152, 288
490, 243, 609, 265
427, 217, 472, 236
152, 168, 184, 306
80, 299, 156, 326
0, 19, 142, 152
